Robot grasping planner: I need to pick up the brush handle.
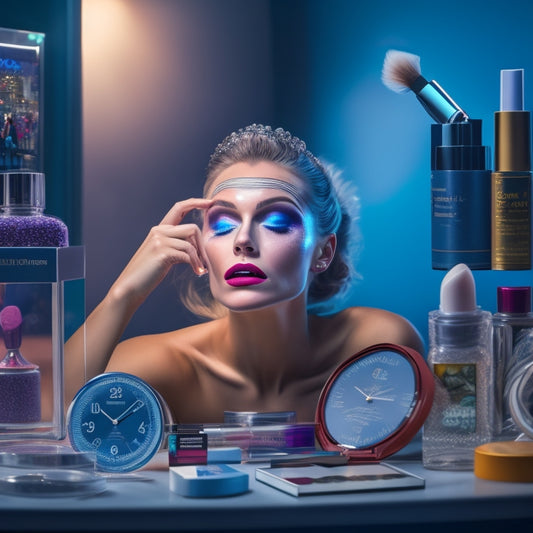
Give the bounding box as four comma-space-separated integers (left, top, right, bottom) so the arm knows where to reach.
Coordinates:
417, 81, 468, 124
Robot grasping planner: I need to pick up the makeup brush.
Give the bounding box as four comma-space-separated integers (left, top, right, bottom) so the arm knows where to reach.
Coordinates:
382, 49, 468, 124
0, 305, 41, 423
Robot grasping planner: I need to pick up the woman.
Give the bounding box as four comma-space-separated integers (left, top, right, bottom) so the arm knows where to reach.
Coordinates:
67, 124, 423, 423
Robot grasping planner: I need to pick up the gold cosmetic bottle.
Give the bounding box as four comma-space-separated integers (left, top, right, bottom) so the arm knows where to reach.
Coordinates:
492, 69, 531, 270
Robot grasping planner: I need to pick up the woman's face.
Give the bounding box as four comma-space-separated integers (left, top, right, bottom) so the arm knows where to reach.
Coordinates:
203, 161, 323, 312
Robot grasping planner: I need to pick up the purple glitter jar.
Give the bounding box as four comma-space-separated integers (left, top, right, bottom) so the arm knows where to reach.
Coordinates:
0, 171, 68, 247
0, 370, 41, 423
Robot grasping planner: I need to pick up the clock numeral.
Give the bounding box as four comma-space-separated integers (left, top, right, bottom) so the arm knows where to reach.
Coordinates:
82, 421, 95, 433
110, 386, 123, 399
372, 367, 389, 381
91, 402, 101, 414
110, 445, 119, 456
91, 437, 102, 449
138, 421, 146, 434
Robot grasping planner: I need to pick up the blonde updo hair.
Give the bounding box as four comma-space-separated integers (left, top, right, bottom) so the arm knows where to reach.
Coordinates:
180, 124, 360, 319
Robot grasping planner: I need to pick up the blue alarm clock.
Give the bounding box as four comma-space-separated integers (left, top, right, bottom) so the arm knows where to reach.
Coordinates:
67, 372, 172, 472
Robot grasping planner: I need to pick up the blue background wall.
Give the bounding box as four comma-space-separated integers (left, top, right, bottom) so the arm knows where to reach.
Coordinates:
80, 0, 533, 350
270, 0, 533, 349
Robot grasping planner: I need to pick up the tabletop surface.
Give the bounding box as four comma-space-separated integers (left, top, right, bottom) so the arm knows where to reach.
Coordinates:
0, 450, 532, 533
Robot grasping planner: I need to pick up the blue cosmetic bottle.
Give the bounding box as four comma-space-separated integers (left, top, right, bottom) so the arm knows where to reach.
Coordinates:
431, 120, 491, 270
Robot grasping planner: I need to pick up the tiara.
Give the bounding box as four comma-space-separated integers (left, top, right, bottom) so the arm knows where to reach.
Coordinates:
210, 124, 321, 167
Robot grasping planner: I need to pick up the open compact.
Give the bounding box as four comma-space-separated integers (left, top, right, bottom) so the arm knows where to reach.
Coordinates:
315, 343, 435, 462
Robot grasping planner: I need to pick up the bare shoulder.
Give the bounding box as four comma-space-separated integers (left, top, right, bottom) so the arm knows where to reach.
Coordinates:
105, 321, 220, 394
318, 306, 425, 356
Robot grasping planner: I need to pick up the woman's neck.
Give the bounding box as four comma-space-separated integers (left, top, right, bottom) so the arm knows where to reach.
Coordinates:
220, 298, 315, 393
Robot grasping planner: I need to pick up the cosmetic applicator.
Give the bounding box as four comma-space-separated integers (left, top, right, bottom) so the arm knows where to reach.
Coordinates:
382, 49, 468, 124
0, 305, 41, 423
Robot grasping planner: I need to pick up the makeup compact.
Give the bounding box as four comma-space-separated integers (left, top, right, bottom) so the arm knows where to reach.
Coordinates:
315, 343, 435, 462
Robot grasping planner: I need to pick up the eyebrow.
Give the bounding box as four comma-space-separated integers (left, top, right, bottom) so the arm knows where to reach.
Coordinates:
256, 196, 303, 211
209, 196, 303, 212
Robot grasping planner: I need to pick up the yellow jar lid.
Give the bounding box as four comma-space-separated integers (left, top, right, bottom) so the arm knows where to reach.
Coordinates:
474, 441, 533, 482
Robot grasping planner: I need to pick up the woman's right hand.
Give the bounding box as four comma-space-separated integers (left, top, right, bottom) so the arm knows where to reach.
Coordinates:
110, 198, 214, 309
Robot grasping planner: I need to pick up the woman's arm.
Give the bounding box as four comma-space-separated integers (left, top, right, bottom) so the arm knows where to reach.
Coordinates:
64, 198, 213, 403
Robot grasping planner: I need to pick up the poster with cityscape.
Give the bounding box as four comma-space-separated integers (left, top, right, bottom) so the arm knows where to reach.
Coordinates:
0, 27, 43, 171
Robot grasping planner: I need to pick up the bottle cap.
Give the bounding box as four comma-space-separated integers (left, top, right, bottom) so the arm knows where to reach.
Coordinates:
0, 171, 45, 209
474, 441, 533, 482
431, 119, 490, 171
497, 286, 531, 313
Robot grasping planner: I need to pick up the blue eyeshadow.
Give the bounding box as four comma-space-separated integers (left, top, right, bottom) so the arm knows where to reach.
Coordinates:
261, 211, 299, 233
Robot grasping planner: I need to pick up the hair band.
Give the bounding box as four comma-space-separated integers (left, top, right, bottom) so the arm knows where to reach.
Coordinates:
209, 177, 309, 206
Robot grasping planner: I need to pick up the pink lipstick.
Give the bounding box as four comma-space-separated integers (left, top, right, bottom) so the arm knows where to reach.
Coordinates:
224, 263, 267, 287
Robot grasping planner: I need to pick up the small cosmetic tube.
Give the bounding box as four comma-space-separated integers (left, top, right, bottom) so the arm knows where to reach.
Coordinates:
431, 120, 491, 270
170, 423, 316, 461
492, 69, 531, 270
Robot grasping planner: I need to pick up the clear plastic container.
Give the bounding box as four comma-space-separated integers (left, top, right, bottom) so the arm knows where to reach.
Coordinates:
493, 286, 533, 440
0, 247, 85, 440
423, 309, 494, 470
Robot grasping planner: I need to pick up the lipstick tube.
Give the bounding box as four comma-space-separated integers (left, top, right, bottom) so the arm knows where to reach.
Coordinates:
492, 69, 532, 270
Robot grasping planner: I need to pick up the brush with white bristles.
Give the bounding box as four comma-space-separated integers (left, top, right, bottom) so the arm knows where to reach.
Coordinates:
381, 49, 468, 124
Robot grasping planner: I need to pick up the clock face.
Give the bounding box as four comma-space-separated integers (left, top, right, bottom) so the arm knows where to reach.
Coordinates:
316, 344, 434, 460
67, 373, 166, 472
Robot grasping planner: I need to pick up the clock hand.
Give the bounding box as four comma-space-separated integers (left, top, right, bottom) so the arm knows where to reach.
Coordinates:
354, 386, 394, 402
354, 386, 372, 402
370, 396, 395, 401
115, 400, 145, 424
99, 408, 118, 424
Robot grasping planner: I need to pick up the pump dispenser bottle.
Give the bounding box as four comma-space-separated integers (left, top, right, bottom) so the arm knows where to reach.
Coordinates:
423, 263, 493, 470
0, 171, 68, 247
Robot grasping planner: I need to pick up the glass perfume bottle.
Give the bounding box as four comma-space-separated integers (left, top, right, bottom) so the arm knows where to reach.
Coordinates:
0, 171, 68, 247
493, 286, 533, 440
422, 264, 493, 470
